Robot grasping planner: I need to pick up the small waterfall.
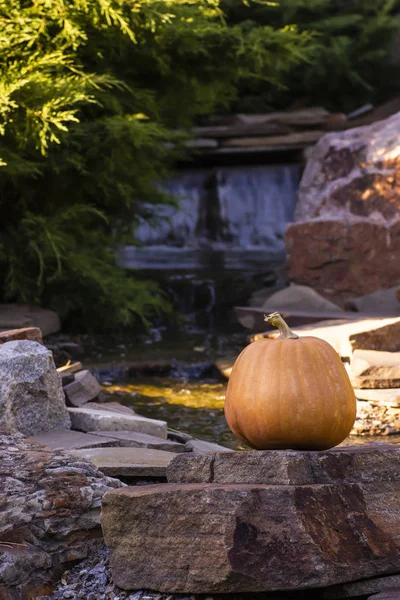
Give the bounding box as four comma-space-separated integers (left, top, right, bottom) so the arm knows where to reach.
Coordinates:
121, 163, 299, 271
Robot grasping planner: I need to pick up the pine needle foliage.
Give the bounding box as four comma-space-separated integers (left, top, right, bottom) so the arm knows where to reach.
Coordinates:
223, 0, 400, 112
0, 0, 312, 330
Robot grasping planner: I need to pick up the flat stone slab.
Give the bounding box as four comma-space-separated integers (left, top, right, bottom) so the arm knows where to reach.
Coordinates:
68, 447, 174, 477
102, 474, 400, 593
185, 439, 233, 453
29, 428, 122, 451
88, 430, 186, 452
354, 389, 400, 406
68, 407, 167, 439
354, 376, 400, 389
167, 444, 400, 485
84, 401, 136, 415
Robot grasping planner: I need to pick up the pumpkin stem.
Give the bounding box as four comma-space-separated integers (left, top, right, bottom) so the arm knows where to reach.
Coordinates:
264, 312, 299, 339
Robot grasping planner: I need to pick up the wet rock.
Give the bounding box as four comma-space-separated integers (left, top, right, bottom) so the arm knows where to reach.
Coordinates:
0, 340, 71, 436
0, 432, 122, 598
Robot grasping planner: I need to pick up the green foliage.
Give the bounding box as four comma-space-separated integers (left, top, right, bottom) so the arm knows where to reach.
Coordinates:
223, 0, 400, 112
0, 0, 311, 330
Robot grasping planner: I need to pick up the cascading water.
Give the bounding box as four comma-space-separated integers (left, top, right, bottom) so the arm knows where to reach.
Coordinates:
119, 162, 300, 326
120, 163, 300, 271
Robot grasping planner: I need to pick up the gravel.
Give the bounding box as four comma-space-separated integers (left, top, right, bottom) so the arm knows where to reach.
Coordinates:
38, 545, 301, 600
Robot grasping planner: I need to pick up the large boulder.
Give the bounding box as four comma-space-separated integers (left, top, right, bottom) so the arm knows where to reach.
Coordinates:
295, 111, 400, 224
0, 431, 122, 599
0, 340, 70, 436
102, 445, 400, 594
286, 111, 400, 304
285, 220, 400, 305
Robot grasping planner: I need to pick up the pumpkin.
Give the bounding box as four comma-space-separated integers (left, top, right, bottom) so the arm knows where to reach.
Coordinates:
224, 312, 356, 450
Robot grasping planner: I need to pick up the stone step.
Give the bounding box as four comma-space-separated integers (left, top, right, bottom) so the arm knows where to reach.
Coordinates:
352, 350, 400, 375
68, 447, 174, 477
353, 375, 400, 389
354, 389, 400, 406
185, 439, 233, 453
84, 401, 136, 415
88, 430, 187, 452
101, 469, 400, 593
68, 407, 167, 439
167, 444, 400, 485
29, 428, 122, 451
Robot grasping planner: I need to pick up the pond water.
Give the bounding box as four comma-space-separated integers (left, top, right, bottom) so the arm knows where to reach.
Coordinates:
86, 325, 247, 448
104, 378, 243, 449
85, 326, 400, 450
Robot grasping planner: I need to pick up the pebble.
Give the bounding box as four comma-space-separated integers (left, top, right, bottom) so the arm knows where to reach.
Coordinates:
46, 545, 308, 600
352, 401, 400, 436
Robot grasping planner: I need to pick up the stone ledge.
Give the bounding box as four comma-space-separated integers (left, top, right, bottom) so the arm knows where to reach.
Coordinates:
167, 444, 400, 485
67, 447, 174, 477
101, 477, 400, 593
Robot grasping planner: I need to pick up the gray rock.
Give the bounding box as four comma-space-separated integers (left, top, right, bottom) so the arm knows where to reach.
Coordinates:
66, 447, 174, 477
0, 340, 71, 436
29, 428, 125, 451
88, 430, 186, 452
0, 431, 122, 598
184, 439, 233, 454
64, 370, 102, 407
68, 406, 167, 439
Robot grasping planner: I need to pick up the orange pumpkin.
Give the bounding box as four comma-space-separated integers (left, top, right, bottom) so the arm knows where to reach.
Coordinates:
224, 312, 356, 450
